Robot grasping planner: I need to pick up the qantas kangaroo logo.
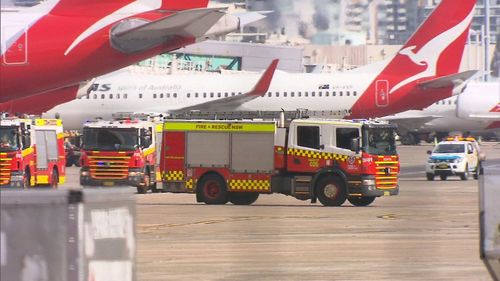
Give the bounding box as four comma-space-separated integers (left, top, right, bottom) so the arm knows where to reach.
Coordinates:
390, 9, 475, 94
64, 0, 162, 55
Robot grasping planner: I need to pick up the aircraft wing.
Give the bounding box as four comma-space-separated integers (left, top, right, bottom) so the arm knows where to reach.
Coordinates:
111, 8, 227, 53
418, 70, 478, 90
111, 8, 268, 54
173, 59, 279, 113
381, 113, 442, 132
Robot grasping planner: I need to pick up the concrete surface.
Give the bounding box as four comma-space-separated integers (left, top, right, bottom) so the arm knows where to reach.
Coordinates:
60, 143, 500, 281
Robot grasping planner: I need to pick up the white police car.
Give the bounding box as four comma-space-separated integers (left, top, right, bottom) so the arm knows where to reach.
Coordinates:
425, 138, 481, 181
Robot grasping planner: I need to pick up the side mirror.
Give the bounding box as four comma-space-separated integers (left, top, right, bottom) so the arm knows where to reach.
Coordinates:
427, 150, 432, 155
350, 138, 360, 153
319, 144, 325, 150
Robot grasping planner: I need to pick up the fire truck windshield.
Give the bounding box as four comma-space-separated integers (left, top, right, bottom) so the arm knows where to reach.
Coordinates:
82, 128, 139, 151
0, 127, 20, 152
363, 127, 397, 155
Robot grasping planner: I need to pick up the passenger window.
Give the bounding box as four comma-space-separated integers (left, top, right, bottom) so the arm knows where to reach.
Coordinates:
311, 92, 315, 97
276, 92, 280, 97
346, 91, 350, 96
210, 93, 214, 98
187, 93, 191, 98
203, 93, 206, 98
153, 94, 157, 99
336, 128, 359, 151
101, 94, 105, 99
291, 92, 295, 97
117, 94, 120, 99
173, 93, 177, 98
195, 93, 199, 98
160, 93, 164, 98
109, 94, 113, 99
297, 126, 320, 150
319, 91, 322, 97
353, 91, 357, 96
339, 91, 343, 97
325, 92, 329, 97
305, 92, 308, 97
225, 92, 228, 97
298, 92, 302, 97
231, 92, 236, 96
284, 92, 287, 97
217, 93, 221, 98
124, 94, 128, 99
333, 92, 336, 96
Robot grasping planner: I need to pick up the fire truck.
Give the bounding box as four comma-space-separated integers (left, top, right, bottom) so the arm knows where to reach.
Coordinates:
79, 114, 163, 193
0, 116, 66, 187
157, 117, 399, 206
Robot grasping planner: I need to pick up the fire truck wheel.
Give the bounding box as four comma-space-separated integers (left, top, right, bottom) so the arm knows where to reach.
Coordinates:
316, 176, 347, 206
137, 173, 151, 194
348, 196, 375, 207
22, 168, 31, 188
198, 174, 228, 205
51, 169, 59, 189
229, 192, 259, 205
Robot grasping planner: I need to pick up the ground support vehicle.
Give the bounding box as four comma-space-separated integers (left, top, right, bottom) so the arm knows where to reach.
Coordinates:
79, 115, 163, 193
0, 117, 66, 187
426, 137, 482, 181
157, 118, 400, 206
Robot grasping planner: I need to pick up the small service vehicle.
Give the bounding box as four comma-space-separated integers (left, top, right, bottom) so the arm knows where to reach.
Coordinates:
426, 137, 482, 181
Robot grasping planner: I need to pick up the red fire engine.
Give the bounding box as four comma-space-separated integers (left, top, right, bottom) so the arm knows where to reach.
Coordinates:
79, 115, 163, 193
0, 117, 66, 187
157, 118, 399, 206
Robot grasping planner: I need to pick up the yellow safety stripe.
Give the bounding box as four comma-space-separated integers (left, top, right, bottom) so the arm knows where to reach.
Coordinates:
164, 170, 184, 181
186, 179, 194, 189
155, 123, 163, 133
143, 147, 155, 157
164, 122, 275, 133
21, 147, 34, 157
229, 179, 270, 191
36, 175, 49, 184
287, 148, 350, 161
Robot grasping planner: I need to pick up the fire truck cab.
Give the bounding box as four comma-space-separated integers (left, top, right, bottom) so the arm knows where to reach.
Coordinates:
159, 118, 399, 206
0, 117, 66, 187
79, 114, 162, 193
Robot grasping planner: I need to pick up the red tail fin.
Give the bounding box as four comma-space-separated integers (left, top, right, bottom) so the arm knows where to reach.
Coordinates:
160, 0, 209, 11
350, 0, 477, 119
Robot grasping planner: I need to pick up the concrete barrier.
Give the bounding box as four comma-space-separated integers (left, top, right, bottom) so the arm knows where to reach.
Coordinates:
479, 169, 500, 281
0, 188, 136, 281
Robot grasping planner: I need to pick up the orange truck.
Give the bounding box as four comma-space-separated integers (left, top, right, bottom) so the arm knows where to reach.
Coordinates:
79, 114, 162, 193
0, 116, 66, 187
157, 117, 400, 206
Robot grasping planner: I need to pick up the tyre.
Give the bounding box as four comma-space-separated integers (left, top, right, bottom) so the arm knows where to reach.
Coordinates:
426, 173, 434, 181
137, 172, 150, 194
459, 164, 469, 181
439, 175, 447, 180
23, 168, 31, 189
198, 174, 228, 205
315, 176, 347, 206
473, 162, 480, 180
229, 192, 259, 205
151, 182, 160, 193
51, 169, 59, 189
348, 196, 375, 207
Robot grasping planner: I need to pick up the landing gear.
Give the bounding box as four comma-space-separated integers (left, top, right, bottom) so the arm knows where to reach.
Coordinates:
400, 132, 420, 145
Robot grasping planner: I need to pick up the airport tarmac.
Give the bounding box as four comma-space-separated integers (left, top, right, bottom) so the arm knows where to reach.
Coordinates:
62, 143, 500, 281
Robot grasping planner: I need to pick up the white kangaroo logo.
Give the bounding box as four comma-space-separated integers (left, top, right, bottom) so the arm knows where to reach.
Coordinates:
390, 8, 474, 94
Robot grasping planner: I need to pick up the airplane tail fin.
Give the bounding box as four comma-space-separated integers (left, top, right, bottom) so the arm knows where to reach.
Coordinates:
385, 0, 476, 94
160, 0, 209, 11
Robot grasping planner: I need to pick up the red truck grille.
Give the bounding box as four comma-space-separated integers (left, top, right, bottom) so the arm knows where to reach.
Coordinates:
374, 157, 399, 190
88, 155, 131, 180
0, 153, 12, 186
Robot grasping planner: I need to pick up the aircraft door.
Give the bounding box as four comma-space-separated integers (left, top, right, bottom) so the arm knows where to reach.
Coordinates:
375, 80, 389, 107
2, 26, 28, 65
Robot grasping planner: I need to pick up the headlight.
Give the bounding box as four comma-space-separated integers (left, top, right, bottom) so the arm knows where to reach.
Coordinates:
454, 158, 464, 163
80, 171, 89, 176
362, 179, 376, 186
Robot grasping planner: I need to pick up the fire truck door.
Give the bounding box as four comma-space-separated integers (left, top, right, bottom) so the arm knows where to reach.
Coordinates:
287, 125, 322, 173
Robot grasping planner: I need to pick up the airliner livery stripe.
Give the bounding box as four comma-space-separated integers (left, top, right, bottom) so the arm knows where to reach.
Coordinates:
490, 104, 500, 113
64, 0, 162, 55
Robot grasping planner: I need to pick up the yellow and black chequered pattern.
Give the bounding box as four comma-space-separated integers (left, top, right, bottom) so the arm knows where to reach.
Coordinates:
165, 170, 184, 181
229, 179, 270, 191
287, 148, 349, 162
186, 179, 194, 189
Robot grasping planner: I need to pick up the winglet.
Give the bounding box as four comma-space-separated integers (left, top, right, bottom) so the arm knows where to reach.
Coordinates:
247, 59, 279, 96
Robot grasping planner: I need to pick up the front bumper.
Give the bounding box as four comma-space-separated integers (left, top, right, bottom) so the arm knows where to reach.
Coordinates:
80, 168, 144, 187
349, 176, 399, 197
0, 171, 23, 188
426, 161, 466, 175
